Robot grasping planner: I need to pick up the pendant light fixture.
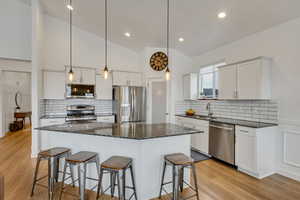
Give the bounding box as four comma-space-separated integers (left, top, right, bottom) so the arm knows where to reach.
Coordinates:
103, 0, 109, 80
165, 0, 171, 81
67, 0, 74, 82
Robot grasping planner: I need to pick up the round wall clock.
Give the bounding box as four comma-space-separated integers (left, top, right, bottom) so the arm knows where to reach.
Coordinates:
149, 51, 168, 71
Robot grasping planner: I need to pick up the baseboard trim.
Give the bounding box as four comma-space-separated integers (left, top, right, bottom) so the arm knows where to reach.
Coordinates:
277, 170, 300, 182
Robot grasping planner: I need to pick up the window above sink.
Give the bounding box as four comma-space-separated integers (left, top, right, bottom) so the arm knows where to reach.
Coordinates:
199, 62, 226, 99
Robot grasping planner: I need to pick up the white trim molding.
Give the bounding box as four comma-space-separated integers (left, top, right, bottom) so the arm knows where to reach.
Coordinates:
283, 130, 300, 168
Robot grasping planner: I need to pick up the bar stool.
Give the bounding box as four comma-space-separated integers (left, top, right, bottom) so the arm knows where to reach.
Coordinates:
60, 151, 100, 200
159, 153, 200, 200
31, 147, 74, 200
96, 156, 137, 200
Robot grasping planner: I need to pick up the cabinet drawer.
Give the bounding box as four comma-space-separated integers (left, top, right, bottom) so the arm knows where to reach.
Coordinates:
97, 116, 115, 123
236, 126, 256, 137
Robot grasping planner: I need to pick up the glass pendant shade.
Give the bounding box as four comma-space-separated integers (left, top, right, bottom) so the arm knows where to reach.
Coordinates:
104, 66, 109, 80
165, 67, 170, 81
68, 68, 74, 81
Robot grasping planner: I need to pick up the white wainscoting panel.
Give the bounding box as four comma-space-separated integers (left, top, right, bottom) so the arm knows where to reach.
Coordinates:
283, 131, 300, 168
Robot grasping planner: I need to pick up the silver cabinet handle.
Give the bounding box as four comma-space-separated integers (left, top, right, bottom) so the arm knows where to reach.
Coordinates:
209, 125, 234, 131
239, 130, 249, 134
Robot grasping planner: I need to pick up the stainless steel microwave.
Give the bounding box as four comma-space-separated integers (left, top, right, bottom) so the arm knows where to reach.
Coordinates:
66, 84, 95, 98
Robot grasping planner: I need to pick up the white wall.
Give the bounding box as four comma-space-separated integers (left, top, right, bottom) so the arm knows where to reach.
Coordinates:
43, 15, 140, 72
142, 47, 194, 123
193, 17, 300, 181
0, 0, 31, 60
31, 0, 44, 157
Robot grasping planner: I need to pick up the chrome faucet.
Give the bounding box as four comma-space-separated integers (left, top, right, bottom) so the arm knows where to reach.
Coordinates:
206, 102, 213, 118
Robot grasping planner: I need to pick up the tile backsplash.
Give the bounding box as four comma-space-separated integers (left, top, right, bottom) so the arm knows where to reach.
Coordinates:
176, 100, 278, 123
40, 99, 113, 116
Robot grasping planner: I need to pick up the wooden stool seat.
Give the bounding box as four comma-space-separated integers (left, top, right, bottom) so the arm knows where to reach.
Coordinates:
165, 153, 193, 165
39, 147, 70, 158
101, 156, 132, 170
66, 151, 98, 163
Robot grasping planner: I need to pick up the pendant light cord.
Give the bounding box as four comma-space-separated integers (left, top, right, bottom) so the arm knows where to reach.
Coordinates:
105, 0, 108, 68
167, 0, 169, 59
69, 0, 73, 70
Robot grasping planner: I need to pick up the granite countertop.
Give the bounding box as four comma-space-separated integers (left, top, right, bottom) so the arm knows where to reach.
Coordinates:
176, 114, 278, 128
36, 122, 203, 140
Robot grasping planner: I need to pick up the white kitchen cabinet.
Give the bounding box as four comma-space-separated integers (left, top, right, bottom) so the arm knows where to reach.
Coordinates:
235, 125, 277, 179
43, 71, 65, 99
183, 73, 198, 100
66, 66, 96, 85
40, 118, 65, 126
97, 115, 115, 123
96, 74, 112, 100
237, 59, 271, 99
217, 57, 271, 100
112, 71, 143, 86
175, 116, 209, 155
218, 64, 237, 99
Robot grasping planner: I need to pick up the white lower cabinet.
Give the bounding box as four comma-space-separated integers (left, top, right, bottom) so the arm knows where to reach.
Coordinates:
235, 125, 277, 179
40, 118, 66, 126
176, 116, 209, 155
97, 115, 115, 123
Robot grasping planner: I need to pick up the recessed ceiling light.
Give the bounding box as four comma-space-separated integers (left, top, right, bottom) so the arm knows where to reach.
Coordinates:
67, 4, 74, 10
178, 37, 184, 42
218, 12, 227, 19
124, 32, 131, 37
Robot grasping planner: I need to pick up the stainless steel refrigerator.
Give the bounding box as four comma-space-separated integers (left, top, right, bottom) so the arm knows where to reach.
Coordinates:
113, 86, 146, 123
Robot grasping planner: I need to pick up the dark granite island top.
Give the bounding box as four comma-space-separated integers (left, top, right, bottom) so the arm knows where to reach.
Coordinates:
36, 122, 203, 140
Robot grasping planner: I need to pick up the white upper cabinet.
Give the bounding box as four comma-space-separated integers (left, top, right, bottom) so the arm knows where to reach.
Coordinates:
218, 64, 237, 99
183, 73, 198, 100
65, 66, 96, 85
43, 71, 65, 99
112, 71, 143, 87
218, 57, 271, 100
237, 59, 271, 99
96, 74, 112, 100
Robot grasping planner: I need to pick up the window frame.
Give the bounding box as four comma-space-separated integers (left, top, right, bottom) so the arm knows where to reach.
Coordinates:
199, 62, 226, 99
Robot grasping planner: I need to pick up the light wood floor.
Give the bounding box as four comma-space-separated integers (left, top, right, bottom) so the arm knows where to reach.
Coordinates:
1, 127, 300, 200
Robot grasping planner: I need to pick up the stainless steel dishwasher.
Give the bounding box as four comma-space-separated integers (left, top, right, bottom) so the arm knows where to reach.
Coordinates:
209, 122, 235, 165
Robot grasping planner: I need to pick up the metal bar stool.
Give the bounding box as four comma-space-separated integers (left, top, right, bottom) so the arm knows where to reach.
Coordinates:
96, 156, 137, 200
60, 151, 100, 200
159, 153, 200, 200
31, 147, 74, 200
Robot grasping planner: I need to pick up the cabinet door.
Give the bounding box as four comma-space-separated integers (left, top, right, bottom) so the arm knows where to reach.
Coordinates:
96, 75, 112, 99
199, 128, 209, 154
112, 71, 127, 86
236, 127, 258, 173
237, 60, 261, 99
81, 68, 96, 85
44, 71, 65, 99
218, 65, 237, 99
128, 73, 142, 86
183, 74, 191, 100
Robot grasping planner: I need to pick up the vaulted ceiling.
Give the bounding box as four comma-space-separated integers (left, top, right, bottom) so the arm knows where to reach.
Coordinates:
34, 0, 300, 56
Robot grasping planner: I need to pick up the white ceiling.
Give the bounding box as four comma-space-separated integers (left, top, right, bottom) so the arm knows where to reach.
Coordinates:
38, 0, 300, 56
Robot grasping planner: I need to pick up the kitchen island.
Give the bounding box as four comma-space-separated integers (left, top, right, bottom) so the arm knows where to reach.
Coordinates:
37, 122, 202, 200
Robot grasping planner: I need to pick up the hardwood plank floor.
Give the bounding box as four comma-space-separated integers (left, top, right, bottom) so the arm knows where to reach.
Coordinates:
0, 127, 300, 200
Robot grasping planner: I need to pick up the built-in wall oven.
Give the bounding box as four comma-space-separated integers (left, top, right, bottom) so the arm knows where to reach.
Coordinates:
209, 122, 235, 165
